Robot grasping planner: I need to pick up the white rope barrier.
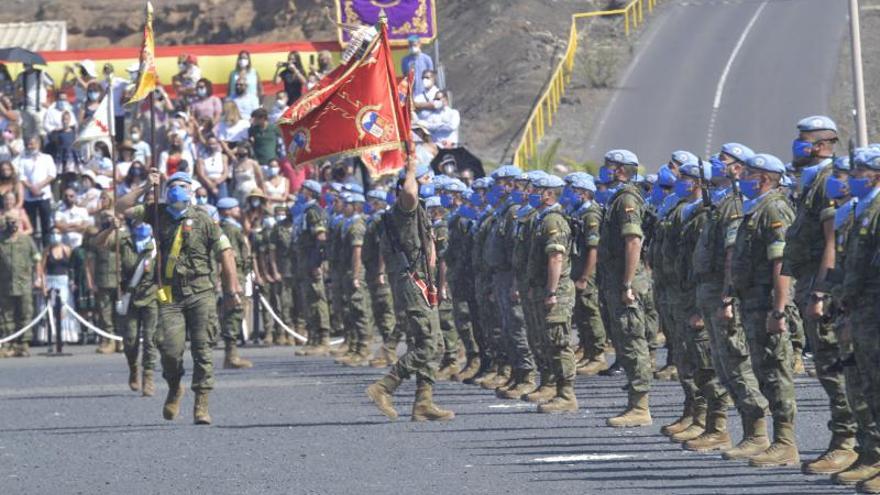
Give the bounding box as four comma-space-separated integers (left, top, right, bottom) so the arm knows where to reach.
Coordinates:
0, 305, 50, 344
257, 294, 344, 346
62, 303, 123, 342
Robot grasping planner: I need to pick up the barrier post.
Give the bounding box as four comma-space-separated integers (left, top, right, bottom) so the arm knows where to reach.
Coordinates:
44, 290, 70, 357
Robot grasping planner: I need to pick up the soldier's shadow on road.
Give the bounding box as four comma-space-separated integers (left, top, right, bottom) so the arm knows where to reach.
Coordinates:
2, 393, 132, 400
216, 419, 389, 430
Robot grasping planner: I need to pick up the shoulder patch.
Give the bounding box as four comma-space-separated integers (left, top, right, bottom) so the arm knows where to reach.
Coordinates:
547, 228, 559, 236
770, 221, 783, 229
624, 207, 635, 213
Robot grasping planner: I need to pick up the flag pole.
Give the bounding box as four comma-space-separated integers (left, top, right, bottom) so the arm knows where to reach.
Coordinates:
107, 81, 122, 300
150, 91, 162, 287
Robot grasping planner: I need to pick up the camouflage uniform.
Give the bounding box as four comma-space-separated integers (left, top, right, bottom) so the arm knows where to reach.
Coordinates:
364, 212, 402, 358
570, 200, 606, 365
296, 202, 332, 347
0, 228, 39, 355
340, 213, 371, 360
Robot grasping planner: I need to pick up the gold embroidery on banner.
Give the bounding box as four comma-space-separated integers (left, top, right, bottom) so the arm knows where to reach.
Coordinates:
391, 0, 428, 35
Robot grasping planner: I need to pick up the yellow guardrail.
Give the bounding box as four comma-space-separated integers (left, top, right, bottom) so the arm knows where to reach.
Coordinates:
514, 0, 658, 167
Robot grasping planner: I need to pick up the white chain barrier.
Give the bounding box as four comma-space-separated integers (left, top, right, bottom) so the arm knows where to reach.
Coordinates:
62, 302, 123, 342
258, 294, 344, 346
0, 305, 50, 344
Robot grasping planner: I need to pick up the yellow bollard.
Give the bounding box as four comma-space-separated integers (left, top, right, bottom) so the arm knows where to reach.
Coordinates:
624, 10, 630, 36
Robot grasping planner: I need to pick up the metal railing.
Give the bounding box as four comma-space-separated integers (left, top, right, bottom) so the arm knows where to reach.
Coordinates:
513, 0, 659, 167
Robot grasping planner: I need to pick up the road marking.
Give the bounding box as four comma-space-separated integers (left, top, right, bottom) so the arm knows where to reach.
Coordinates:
705, 1, 767, 155
531, 453, 632, 463
488, 402, 533, 409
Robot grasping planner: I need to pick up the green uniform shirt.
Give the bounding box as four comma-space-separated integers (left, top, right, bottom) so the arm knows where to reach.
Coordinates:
527, 204, 572, 289
731, 190, 794, 295
380, 201, 432, 278
89, 230, 130, 289
693, 189, 743, 284
221, 219, 251, 285
341, 214, 366, 279
0, 234, 39, 296
512, 206, 538, 285
446, 213, 475, 293
841, 194, 880, 303
120, 236, 158, 307
598, 183, 648, 291
363, 213, 385, 280
570, 201, 602, 285
296, 203, 327, 272
271, 220, 294, 278
783, 162, 835, 279
249, 123, 281, 165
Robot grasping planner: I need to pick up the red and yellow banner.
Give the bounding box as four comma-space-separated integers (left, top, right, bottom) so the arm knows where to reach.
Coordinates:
126, 2, 159, 103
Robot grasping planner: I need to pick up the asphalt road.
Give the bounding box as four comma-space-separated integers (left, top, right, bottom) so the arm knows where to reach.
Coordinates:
0, 344, 857, 495
587, 0, 850, 169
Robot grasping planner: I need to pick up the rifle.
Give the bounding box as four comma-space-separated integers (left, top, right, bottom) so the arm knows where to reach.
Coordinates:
698, 156, 713, 210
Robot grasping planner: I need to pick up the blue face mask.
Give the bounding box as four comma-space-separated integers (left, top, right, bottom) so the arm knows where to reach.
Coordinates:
596, 188, 615, 206
792, 139, 814, 160
295, 193, 308, 205
440, 193, 454, 209
457, 205, 478, 220
419, 183, 435, 199
559, 187, 575, 208
469, 191, 484, 208
486, 185, 503, 207
739, 179, 761, 200
510, 190, 525, 204
825, 175, 849, 200
847, 177, 874, 199
386, 190, 397, 205
528, 193, 543, 209
363, 202, 374, 215
648, 185, 666, 207
166, 184, 190, 205
673, 179, 694, 198
710, 156, 726, 179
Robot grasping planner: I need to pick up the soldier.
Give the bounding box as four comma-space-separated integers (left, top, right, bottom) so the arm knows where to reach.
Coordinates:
363, 189, 402, 368
336, 192, 372, 366
835, 150, 880, 492
118, 171, 243, 425
598, 149, 654, 427
216, 198, 254, 369
269, 202, 297, 346
295, 180, 333, 356
366, 161, 454, 422
730, 153, 799, 467
646, 165, 678, 381
526, 174, 577, 413
568, 174, 607, 376
781, 116, 859, 474
326, 183, 348, 355
0, 212, 41, 358
426, 194, 461, 379
117, 222, 159, 396
88, 211, 124, 354
246, 191, 277, 346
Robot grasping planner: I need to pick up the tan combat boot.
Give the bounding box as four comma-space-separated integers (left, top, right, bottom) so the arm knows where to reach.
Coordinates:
860, 474, 880, 494
792, 353, 806, 375
835, 455, 880, 485
369, 344, 390, 368
523, 372, 558, 403
162, 381, 185, 420
537, 381, 578, 414
304, 335, 331, 356
436, 358, 460, 381
411, 378, 455, 422
670, 403, 707, 443
577, 354, 608, 376
723, 414, 771, 460
366, 372, 402, 420
14, 342, 31, 357
142, 370, 155, 397
384, 344, 398, 366
344, 345, 371, 367
661, 400, 694, 437
128, 363, 141, 392
96, 339, 114, 354
223, 341, 253, 369
802, 434, 858, 475
193, 392, 212, 425
469, 361, 498, 386
684, 407, 732, 452
483, 365, 511, 390
607, 391, 652, 427
653, 364, 678, 381
334, 348, 357, 364
455, 356, 481, 382
498, 370, 537, 400
749, 420, 800, 467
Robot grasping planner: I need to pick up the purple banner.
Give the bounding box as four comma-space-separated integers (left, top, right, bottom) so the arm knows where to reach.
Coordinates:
336, 0, 437, 46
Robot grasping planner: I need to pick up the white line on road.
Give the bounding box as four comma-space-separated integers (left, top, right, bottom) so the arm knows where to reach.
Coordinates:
531, 453, 632, 463
488, 402, 534, 409
705, 1, 767, 155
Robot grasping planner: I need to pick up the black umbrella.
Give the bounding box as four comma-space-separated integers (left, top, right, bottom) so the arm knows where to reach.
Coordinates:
430, 147, 486, 179
0, 47, 47, 66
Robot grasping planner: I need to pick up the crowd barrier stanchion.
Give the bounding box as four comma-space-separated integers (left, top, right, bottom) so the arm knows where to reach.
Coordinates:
45, 290, 71, 357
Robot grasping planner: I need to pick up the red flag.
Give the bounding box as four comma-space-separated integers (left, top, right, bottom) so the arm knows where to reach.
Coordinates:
278, 23, 409, 176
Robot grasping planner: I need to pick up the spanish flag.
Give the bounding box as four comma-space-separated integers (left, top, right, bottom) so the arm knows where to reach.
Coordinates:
125, 2, 159, 104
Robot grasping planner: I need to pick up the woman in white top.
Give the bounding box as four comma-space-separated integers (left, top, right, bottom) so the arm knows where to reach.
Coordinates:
231, 142, 264, 202
228, 51, 262, 99
262, 158, 288, 208
196, 136, 230, 204
0, 123, 24, 163
76, 170, 103, 216
86, 141, 114, 184
216, 100, 250, 149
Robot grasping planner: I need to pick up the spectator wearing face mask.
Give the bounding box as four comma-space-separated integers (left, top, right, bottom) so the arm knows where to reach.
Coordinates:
117, 161, 147, 198
46, 111, 78, 174
231, 143, 264, 201
41, 228, 80, 343
78, 82, 104, 125
159, 132, 195, 177
229, 50, 262, 99
0, 162, 24, 209
263, 159, 288, 207
172, 54, 202, 106
230, 78, 260, 122
115, 140, 138, 181
1, 190, 33, 236
0, 95, 21, 133
100, 63, 130, 143
190, 79, 222, 127
61, 60, 98, 117
14, 64, 54, 140
0, 125, 23, 163
76, 170, 103, 216
269, 92, 288, 123
14, 136, 55, 247
274, 51, 307, 103
196, 136, 230, 204
54, 186, 92, 249
401, 35, 434, 96
128, 125, 152, 167
248, 108, 281, 166
87, 141, 114, 187
417, 90, 459, 149
42, 91, 77, 135
412, 70, 440, 120
216, 101, 250, 151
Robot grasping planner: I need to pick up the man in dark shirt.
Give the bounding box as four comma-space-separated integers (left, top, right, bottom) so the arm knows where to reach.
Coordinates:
248, 108, 281, 166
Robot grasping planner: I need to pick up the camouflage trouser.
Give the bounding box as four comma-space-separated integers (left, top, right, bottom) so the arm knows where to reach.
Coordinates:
670, 293, 703, 409
122, 301, 158, 371
0, 293, 33, 344
342, 276, 371, 348
95, 287, 120, 336
540, 286, 576, 384
298, 267, 331, 343
604, 286, 652, 394
740, 295, 797, 425
389, 271, 442, 383
697, 284, 768, 420
450, 283, 479, 358
438, 296, 459, 363
260, 283, 279, 340
475, 275, 502, 363
788, 285, 805, 354
837, 311, 880, 460
794, 282, 857, 440
221, 295, 244, 343
493, 270, 534, 371
642, 281, 660, 351
158, 290, 217, 392
654, 282, 677, 367
369, 281, 401, 346
573, 285, 606, 360
849, 302, 880, 457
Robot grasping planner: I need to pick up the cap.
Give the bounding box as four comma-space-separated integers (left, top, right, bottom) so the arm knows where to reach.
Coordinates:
671, 150, 698, 166
247, 188, 267, 200
855, 149, 880, 171
746, 153, 786, 174
796, 115, 838, 133
604, 149, 639, 167
526, 170, 549, 182
408, 34, 420, 44
217, 197, 239, 210
167, 171, 193, 185
720, 142, 755, 163
472, 177, 493, 190
443, 179, 468, 194
302, 180, 322, 194
533, 175, 566, 189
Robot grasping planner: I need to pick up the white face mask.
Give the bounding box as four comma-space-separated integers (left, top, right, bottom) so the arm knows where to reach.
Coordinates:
422, 78, 434, 90
238, 59, 248, 69
178, 63, 187, 72
131, 133, 141, 142
433, 100, 444, 110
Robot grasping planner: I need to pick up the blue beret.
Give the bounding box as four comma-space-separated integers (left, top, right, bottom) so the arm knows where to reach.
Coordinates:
329, 182, 344, 193
216, 197, 239, 210
720, 142, 755, 163
302, 180, 322, 194
425, 196, 442, 208
342, 183, 364, 194
472, 177, 493, 190
526, 170, 548, 182
780, 175, 794, 188
856, 150, 880, 171
657, 165, 677, 187
367, 189, 388, 202
133, 223, 153, 240
533, 175, 565, 189
746, 153, 786, 174
645, 174, 658, 184
419, 183, 435, 198
604, 149, 639, 167
671, 150, 698, 166
833, 156, 851, 172
408, 34, 420, 43
167, 171, 192, 185
797, 115, 838, 133
491, 165, 522, 180
443, 179, 468, 193
345, 193, 365, 204
570, 174, 596, 192
679, 160, 711, 180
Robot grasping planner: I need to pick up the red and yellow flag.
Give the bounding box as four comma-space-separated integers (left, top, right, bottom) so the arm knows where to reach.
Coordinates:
126, 2, 159, 104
